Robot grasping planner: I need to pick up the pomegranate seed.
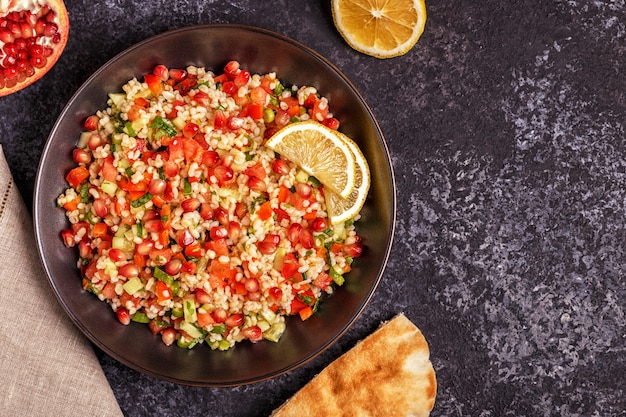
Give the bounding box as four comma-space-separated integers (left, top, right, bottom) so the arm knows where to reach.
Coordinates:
34, 19, 46, 35
8, 22, 21, 38
247, 291, 261, 301
223, 60, 240, 78
0, 29, 14, 43
78, 240, 92, 259
228, 221, 241, 241
20, 21, 33, 38
148, 178, 166, 195
43, 22, 58, 37
60, 229, 75, 247
72, 148, 91, 165
287, 223, 303, 244
242, 326, 263, 342
322, 117, 340, 130
2, 42, 17, 56
234, 69, 250, 87
164, 258, 183, 276
42, 46, 53, 57
176, 229, 195, 247
247, 176, 267, 192
269, 287, 283, 302
225, 313, 244, 328
344, 242, 364, 258
161, 328, 176, 346
193, 91, 210, 107
213, 206, 228, 224
143, 209, 159, 221
108, 248, 127, 262
181, 261, 196, 274
271, 159, 290, 175
212, 308, 227, 323
180, 197, 200, 212
153, 64, 169, 81
244, 277, 259, 293
311, 217, 328, 232
135, 239, 154, 256
116, 308, 131, 325
144, 219, 164, 232
182, 122, 199, 138
227, 116, 245, 130
14, 37, 26, 50
299, 229, 315, 249
209, 225, 228, 240
169, 68, 187, 81
199, 203, 213, 220
87, 133, 104, 150
213, 165, 233, 184
296, 183, 312, 198
119, 263, 140, 278
93, 198, 109, 218
194, 289, 211, 304
221, 81, 237, 96
257, 240, 277, 255
83, 115, 99, 131
202, 150, 219, 167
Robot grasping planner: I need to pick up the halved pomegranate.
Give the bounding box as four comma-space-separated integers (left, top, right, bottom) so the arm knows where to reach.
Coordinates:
0, 0, 69, 96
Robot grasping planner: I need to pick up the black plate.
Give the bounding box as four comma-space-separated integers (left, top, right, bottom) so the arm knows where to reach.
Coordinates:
33, 24, 395, 386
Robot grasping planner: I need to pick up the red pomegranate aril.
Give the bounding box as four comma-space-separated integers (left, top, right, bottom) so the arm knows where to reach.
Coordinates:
20, 21, 34, 38
27, 43, 44, 58
311, 217, 328, 232
299, 229, 315, 249
164, 258, 183, 276
169, 68, 187, 81
227, 116, 245, 130
161, 328, 176, 346
322, 117, 340, 130
269, 287, 283, 302
287, 223, 303, 244
148, 178, 167, 195
228, 221, 241, 241
209, 225, 228, 240
93, 198, 109, 218
221, 81, 237, 96
182, 122, 199, 138
176, 229, 195, 247
3, 66, 17, 78
234, 69, 250, 87
193, 288, 210, 304
296, 183, 312, 198
83, 115, 99, 131
344, 242, 364, 258
153, 64, 169, 81
199, 203, 213, 220
225, 313, 244, 328
244, 277, 259, 293
247, 291, 261, 301
116, 308, 131, 325
78, 240, 92, 259
142, 209, 159, 221
3, 42, 17, 56
108, 248, 127, 262
271, 159, 290, 175
223, 60, 239, 78
180, 197, 200, 212
213, 165, 234, 184
144, 219, 164, 233
119, 263, 140, 278
135, 239, 154, 256
8, 21, 21, 38
247, 176, 267, 192
257, 238, 277, 255
43, 22, 58, 37
242, 326, 263, 342
0, 29, 14, 43
87, 133, 104, 150
212, 308, 228, 323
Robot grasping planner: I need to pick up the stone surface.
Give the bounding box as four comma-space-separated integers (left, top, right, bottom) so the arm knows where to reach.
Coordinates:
1, 0, 625, 416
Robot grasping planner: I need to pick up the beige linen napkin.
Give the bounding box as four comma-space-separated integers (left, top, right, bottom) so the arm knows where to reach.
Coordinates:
0, 145, 123, 417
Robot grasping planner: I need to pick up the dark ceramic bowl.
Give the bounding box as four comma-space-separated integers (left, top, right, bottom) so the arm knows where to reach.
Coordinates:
33, 24, 395, 386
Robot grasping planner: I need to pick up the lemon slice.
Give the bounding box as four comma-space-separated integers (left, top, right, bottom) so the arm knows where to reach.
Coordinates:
266, 121, 356, 199
331, 0, 427, 59
325, 132, 370, 224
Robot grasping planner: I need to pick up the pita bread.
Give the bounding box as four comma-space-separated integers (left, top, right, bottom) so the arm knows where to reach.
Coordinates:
271, 314, 437, 417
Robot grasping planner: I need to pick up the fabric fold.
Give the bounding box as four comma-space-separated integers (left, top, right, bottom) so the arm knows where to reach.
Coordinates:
0, 145, 124, 417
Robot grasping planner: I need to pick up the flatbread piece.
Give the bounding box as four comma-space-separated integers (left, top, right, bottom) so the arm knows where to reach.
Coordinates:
271, 313, 437, 417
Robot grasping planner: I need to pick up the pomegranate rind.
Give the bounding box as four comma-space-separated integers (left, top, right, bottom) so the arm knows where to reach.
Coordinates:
0, 0, 70, 97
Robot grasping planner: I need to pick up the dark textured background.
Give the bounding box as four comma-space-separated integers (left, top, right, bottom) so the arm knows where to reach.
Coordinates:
1, 0, 625, 416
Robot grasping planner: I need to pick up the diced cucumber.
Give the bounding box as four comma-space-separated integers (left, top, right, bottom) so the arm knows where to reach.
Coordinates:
295, 169, 309, 183
122, 277, 144, 295
263, 322, 286, 343
183, 296, 197, 323
77, 131, 92, 149
330, 264, 345, 286
131, 311, 150, 323
112, 235, 134, 252
179, 321, 204, 339
108, 93, 126, 107
257, 319, 271, 332
100, 180, 118, 196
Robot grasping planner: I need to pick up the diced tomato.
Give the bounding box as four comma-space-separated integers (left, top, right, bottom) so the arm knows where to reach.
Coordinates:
196, 311, 215, 328
277, 185, 290, 203
182, 137, 202, 162
62, 195, 80, 212
92, 222, 109, 238
144, 73, 163, 96
101, 282, 117, 300
119, 291, 140, 308
209, 260, 237, 282
313, 272, 333, 291
65, 166, 89, 189
206, 238, 229, 257
299, 306, 314, 321
184, 242, 203, 259
289, 296, 307, 315
256, 201, 273, 221
149, 248, 173, 265
155, 280, 173, 302
168, 137, 184, 161
148, 318, 169, 335
282, 253, 301, 281
273, 207, 290, 222
244, 162, 267, 180
126, 104, 143, 122
247, 103, 264, 120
